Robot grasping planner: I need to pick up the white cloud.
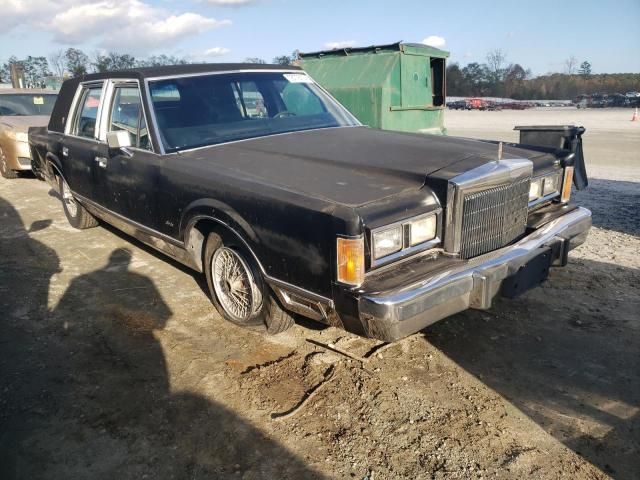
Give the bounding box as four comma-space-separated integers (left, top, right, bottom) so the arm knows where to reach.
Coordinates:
422, 35, 446, 48
203, 47, 230, 57
0, 0, 231, 52
324, 40, 356, 50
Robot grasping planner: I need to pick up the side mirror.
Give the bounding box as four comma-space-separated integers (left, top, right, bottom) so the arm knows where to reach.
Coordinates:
107, 130, 132, 149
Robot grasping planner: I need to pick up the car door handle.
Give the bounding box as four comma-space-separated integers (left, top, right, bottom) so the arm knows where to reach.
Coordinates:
94, 156, 108, 168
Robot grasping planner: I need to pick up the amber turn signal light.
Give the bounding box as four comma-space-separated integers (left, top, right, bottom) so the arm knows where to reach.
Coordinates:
337, 236, 365, 286
561, 166, 574, 203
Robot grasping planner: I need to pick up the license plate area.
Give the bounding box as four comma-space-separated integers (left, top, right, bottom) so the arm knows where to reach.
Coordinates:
501, 247, 552, 298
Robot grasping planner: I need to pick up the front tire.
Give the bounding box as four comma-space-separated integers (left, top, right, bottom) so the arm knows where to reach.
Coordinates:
204, 233, 294, 333
0, 147, 18, 179
59, 176, 98, 229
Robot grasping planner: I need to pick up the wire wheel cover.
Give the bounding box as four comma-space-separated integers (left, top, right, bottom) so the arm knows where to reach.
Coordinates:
212, 247, 262, 322
62, 179, 78, 217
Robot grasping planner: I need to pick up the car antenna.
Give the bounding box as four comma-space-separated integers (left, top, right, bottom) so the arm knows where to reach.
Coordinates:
498, 141, 503, 161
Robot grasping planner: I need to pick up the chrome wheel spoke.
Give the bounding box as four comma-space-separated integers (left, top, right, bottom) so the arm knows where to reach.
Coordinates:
62, 180, 78, 217
211, 247, 262, 323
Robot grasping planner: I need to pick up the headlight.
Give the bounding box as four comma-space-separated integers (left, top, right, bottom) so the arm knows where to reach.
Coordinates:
15, 132, 28, 142
409, 215, 437, 246
529, 172, 562, 203
372, 226, 402, 259
529, 178, 543, 201
542, 172, 561, 196
371, 211, 440, 265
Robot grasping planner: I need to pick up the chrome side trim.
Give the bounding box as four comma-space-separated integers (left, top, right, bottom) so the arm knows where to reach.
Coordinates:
144, 68, 303, 82
75, 192, 183, 247
67, 200, 335, 309
73, 192, 197, 270
445, 159, 533, 255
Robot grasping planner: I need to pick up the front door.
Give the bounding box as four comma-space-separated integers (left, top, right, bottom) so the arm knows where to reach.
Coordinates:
98, 83, 161, 230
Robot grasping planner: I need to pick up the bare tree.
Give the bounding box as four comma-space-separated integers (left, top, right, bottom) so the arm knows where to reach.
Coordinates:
486, 49, 507, 78
485, 49, 508, 95
49, 50, 66, 78
564, 56, 578, 75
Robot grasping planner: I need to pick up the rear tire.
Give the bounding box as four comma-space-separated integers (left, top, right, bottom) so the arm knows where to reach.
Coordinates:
59, 176, 98, 229
204, 232, 294, 334
0, 147, 18, 179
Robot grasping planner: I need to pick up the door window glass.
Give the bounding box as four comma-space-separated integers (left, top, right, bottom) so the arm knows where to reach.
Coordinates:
109, 86, 150, 150
73, 86, 103, 138
232, 81, 267, 118
277, 81, 325, 116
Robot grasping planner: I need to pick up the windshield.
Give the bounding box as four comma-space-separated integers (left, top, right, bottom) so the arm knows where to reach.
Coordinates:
148, 71, 359, 152
0, 94, 57, 116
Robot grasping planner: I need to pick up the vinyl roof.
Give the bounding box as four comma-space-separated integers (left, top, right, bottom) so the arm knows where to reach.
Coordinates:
79, 63, 301, 81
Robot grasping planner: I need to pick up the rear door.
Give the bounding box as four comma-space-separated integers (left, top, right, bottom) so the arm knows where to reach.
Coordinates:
61, 82, 106, 203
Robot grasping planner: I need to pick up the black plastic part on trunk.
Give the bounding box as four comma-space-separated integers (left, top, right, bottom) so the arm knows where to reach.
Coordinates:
514, 125, 589, 190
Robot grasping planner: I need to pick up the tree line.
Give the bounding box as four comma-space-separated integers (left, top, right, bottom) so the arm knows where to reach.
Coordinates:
0, 48, 297, 87
2, 47, 638, 100
447, 49, 640, 100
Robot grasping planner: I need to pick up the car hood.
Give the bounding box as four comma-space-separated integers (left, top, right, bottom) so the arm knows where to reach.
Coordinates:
179, 126, 560, 207
0, 115, 50, 132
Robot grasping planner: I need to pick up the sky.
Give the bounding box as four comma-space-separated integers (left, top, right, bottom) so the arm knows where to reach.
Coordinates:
1, 0, 639, 75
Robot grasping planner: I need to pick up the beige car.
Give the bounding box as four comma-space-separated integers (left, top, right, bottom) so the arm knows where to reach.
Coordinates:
0, 89, 57, 178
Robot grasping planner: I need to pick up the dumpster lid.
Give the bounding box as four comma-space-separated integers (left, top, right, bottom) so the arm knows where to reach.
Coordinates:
514, 125, 585, 135
299, 41, 449, 59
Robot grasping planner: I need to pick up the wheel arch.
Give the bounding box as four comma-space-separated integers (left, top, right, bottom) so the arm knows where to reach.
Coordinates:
184, 214, 266, 276
45, 152, 65, 190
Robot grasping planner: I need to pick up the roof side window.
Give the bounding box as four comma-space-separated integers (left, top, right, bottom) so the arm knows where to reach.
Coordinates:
73, 85, 103, 139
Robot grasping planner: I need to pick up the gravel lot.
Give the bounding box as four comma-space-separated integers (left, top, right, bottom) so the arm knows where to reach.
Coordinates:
1, 107, 638, 479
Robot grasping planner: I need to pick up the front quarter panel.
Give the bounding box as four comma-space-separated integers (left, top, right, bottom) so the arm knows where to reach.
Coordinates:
170, 165, 346, 298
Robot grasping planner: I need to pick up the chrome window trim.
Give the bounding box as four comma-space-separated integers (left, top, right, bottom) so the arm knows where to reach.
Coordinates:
144, 68, 305, 82
370, 210, 443, 268
65, 80, 106, 139
101, 78, 155, 153
444, 159, 534, 256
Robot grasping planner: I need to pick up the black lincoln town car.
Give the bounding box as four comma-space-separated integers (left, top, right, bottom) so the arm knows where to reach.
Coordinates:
29, 64, 591, 342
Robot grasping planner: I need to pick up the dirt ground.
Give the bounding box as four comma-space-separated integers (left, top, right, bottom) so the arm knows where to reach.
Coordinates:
1, 107, 638, 479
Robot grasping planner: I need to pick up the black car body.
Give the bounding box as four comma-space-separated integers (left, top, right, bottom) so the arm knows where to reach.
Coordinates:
30, 64, 592, 341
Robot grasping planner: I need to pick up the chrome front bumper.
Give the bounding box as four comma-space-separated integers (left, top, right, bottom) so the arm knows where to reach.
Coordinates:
359, 207, 592, 341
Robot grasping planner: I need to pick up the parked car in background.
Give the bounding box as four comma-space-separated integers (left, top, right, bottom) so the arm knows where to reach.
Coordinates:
447, 100, 468, 110
0, 89, 57, 178
30, 64, 591, 342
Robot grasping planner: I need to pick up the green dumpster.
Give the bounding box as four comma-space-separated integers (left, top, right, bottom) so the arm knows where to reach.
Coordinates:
299, 42, 449, 134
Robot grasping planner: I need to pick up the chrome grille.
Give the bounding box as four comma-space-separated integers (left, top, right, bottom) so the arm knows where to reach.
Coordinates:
459, 177, 530, 259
